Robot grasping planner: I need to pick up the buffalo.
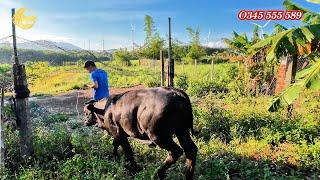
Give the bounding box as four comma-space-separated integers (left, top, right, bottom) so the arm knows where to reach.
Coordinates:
83, 87, 198, 179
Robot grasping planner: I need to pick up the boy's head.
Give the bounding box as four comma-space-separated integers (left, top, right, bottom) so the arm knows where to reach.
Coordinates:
84, 60, 96, 73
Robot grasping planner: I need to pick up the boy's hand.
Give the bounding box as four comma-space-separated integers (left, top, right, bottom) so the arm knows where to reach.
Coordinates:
83, 84, 90, 89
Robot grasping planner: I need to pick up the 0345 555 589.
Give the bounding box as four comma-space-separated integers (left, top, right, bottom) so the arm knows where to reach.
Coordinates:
238, 10, 304, 20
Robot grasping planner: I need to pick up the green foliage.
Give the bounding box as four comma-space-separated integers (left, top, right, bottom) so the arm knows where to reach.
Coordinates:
145, 76, 160, 87
175, 75, 189, 90
113, 48, 132, 66
186, 27, 206, 60
47, 113, 69, 124
223, 31, 252, 55
141, 33, 165, 60
144, 15, 155, 43
249, 24, 320, 63
172, 39, 188, 62
2, 59, 320, 179
59, 155, 127, 180
284, 0, 320, 24
33, 124, 71, 162
0, 48, 110, 65
0, 64, 12, 90
187, 80, 227, 97
273, 24, 288, 34
269, 57, 320, 111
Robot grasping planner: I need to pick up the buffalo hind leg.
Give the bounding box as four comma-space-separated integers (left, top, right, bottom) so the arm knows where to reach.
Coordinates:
151, 137, 183, 180
177, 132, 198, 180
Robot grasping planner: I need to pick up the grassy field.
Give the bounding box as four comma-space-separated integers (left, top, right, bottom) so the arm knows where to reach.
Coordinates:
20, 60, 238, 95
1, 61, 320, 179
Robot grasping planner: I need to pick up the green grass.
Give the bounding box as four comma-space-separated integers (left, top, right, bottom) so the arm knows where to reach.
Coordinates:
14, 60, 239, 95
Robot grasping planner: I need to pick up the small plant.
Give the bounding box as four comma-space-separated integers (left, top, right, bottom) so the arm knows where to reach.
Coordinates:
175, 74, 189, 90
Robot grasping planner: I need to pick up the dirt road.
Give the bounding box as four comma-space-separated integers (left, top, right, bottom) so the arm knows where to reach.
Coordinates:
29, 84, 145, 114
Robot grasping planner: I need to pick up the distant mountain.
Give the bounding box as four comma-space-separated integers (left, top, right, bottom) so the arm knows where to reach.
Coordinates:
0, 40, 82, 51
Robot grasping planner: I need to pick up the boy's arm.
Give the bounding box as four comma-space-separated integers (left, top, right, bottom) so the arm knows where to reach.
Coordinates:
89, 81, 99, 89
85, 73, 99, 89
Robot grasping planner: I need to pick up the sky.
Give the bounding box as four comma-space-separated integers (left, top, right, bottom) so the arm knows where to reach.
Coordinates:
0, 0, 319, 50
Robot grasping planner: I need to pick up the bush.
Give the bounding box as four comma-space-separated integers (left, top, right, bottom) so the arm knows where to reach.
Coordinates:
145, 77, 160, 87
187, 80, 228, 97
175, 75, 189, 90
113, 48, 132, 66
33, 124, 72, 162
47, 113, 69, 124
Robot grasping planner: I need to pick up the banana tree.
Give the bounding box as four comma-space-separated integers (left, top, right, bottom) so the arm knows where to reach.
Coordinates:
249, 0, 320, 111
223, 31, 252, 55
224, 24, 276, 57
269, 55, 320, 111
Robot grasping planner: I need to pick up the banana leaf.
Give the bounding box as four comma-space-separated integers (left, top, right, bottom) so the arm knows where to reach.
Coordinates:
306, 0, 320, 4
269, 58, 320, 112
284, 0, 320, 24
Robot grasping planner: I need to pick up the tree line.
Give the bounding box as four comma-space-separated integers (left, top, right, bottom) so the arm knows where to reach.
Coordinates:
113, 15, 224, 65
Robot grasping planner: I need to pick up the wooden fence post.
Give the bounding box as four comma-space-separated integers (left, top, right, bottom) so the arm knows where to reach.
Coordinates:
0, 88, 4, 168
11, 8, 33, 161
210, 57, 214, 81
182, 61, 185, 74
168, 17, 174, 87
160, 50, 165, 86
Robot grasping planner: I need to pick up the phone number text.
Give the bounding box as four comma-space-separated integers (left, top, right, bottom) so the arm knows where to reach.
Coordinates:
238, 10, 304, 20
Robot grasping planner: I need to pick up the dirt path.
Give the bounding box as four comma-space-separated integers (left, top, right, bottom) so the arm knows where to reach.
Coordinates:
29, 84, 145, 114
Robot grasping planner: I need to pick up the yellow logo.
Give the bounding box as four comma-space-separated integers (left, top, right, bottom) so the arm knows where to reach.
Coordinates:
13, 8, 37, 30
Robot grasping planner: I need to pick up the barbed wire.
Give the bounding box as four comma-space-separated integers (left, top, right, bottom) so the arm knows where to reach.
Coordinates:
0, 35, 12, 42
15, 36, 99, 64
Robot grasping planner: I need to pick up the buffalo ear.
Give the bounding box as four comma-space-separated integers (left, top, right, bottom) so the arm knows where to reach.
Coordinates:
86, 104, 95, 111
105, 93, 122, 109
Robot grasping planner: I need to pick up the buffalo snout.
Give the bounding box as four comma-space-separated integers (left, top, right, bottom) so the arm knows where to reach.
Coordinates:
83, 104, 97, 126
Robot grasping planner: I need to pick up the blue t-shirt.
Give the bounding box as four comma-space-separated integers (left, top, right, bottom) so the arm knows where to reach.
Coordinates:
90, 69, 110, 100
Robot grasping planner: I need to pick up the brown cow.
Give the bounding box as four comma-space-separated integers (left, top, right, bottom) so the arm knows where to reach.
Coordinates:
83, 87, 198, 180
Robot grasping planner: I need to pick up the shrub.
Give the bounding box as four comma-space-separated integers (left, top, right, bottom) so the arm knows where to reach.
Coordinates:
145, 77, 160, 87
33, 124, 72, 162
187, 80, 227, 97
175, 75, 189, 90
113, 48, 132, 66
47, 113, 69, 124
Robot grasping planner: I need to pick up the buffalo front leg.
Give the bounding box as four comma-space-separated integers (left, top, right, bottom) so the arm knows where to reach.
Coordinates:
119, 137, 141, 173
112, 138, 120, 157
151, 137, 183, 180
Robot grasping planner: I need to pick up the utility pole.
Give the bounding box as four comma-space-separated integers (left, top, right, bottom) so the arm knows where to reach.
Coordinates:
102, 39, 105, 52
131, 23, 135, 51
167, 17, 174, 87
11, 8, 33, 161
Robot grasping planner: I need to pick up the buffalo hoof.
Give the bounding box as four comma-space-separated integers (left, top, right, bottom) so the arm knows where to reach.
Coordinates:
148, 142, 157, 148
126, 164, 142, 175
153, 167, 166, 180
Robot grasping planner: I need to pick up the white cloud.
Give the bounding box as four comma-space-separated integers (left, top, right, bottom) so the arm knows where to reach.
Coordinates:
206, 40, 227, 49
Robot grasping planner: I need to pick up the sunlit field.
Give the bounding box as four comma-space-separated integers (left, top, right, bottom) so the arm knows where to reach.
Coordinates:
1, 60, 320, 179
